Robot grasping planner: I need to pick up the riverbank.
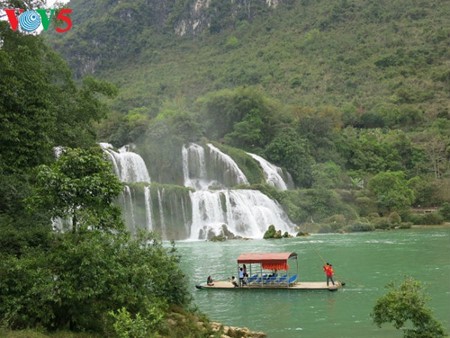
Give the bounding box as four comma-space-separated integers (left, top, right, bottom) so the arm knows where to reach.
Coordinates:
1, 313, 267, 338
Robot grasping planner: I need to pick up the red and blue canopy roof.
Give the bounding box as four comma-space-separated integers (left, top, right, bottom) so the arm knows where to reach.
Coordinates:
237, 252, 297, 271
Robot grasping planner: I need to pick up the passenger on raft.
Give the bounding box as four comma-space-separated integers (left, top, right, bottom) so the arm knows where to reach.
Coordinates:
207, 275, 214, 286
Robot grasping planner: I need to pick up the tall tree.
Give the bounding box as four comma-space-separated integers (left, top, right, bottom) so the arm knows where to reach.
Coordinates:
29, 147, 124, 233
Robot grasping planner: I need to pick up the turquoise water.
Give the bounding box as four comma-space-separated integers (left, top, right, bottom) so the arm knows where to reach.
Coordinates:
176, 228, 450, 338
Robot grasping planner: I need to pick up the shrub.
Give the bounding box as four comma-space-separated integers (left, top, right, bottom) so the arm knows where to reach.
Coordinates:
372, 277, 446, 337
373, 217, 392, 230
412, 212, 444, 225
344, 222, 375, 232
0, 231, 189, 334
388, 211, 402, 225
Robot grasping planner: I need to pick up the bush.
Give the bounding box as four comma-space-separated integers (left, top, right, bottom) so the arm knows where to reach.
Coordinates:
388, 211, 401, 225
439, 202, 450, 221
371, 277, 446, 337
373, 217, 392, 230
0, 231, 189, 334
412, 212, 444, 225
263, 225, 284, 239
344, 222, 375, 232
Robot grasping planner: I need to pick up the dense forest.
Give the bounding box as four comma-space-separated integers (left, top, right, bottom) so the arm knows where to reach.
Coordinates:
47, 0, 450, 229
0, 0, 449, 336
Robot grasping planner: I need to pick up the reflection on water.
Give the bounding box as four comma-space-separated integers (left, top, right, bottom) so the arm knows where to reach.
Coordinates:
176, 228, 450, 338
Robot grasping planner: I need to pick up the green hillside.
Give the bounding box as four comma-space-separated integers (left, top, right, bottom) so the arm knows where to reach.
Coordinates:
50, 0, 450, 117
45, 0, 450, 226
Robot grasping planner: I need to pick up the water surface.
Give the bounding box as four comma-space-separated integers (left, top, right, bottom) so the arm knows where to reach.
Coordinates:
176, 228, 450, 337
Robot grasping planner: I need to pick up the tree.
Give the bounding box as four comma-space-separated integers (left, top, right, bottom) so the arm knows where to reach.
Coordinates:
29, 147, 124, 233
368, 171, 415, 214
0, 230, 190, 333
371, 277, 446, 338
264, 128, 314, 187
0, 22, 117, 240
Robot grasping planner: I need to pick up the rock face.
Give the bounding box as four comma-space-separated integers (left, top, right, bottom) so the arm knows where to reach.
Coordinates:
174, 0, 281, 36
48, 0, 286, 76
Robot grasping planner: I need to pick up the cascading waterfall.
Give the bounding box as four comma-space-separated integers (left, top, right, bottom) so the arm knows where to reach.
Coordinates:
101, 141, 295, 240
100, 143, 150, 183
182, 143, 210, 190
247, 153, 293, 190
189, 189, 293, 239
122, 185, 137, 233
157, 188, 167, 238
100, 143, 152, 235
144, 186, 153, 232
183, 143, 294, 240
207, 143, 249, 187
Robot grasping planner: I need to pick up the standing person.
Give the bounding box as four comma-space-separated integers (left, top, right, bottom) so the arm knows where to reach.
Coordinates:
323, 262, 335, 286
243, 264, 247, 276
239, 267, 246, 286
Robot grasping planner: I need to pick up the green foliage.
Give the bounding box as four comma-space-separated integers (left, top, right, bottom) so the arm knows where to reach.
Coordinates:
264, 128, 314, 187
28, 147, 124, 232
410, 212, 444, 226
263, 224, 282, 239
439, 202, 450, 221
0, 231, 189, 334
371, 277, 446, 338
368, 171, 415, 214
343, 222, 375, 233
388, 211, 402, 225
199, 87, 280, 149
311, 161, 345, 189
109, 306, 162, 338
137, 106, 203, 184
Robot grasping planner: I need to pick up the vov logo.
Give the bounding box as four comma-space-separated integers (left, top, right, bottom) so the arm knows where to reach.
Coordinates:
4, 8, 72, 33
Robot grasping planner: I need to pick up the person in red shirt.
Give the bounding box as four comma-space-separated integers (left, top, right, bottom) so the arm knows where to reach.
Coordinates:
323, 262, 335, 286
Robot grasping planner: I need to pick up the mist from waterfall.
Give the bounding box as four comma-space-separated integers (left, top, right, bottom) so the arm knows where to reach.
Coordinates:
101, 142, 295, 240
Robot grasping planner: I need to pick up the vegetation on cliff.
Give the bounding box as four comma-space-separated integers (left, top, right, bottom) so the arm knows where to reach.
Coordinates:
43, 0, 450, 228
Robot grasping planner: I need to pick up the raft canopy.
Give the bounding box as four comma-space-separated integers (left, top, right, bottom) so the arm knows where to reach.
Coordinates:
237, 252, 297, 271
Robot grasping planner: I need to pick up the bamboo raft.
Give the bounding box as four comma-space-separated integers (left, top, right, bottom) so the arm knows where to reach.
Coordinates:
195, 252, 344, 292
195, 280, 343, 291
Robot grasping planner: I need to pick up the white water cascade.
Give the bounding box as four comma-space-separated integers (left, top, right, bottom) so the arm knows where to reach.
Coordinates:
183, 143, 294, 240
100, 143, 151, 183
207, 143, 249, 186
247, 153, 293, 190
182, 143, 210, 190
100, 142, 294, 240
189, 190, 293, 239
100, 143, 153, 233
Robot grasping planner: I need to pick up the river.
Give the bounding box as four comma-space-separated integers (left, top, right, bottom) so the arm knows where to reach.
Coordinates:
175, 227, 450, 338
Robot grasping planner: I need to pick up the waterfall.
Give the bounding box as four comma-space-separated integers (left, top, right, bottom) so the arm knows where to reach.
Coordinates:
100, 143, 152, 235
182, 143, 210, 190
100, 143, 150, 183
144, 186, 153, 232
247, 153, 291, 190
122, 185, 137, 233
189, 189, 293, 240
100, 141, 294, 240
207, 143, 249, 186
157, 188, 166, 238
181, 143, 295, 240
